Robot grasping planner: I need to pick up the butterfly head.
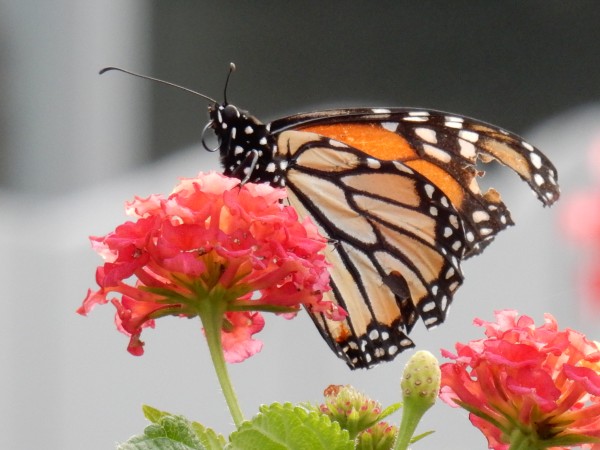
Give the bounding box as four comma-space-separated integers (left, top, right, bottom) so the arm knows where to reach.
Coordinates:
208, 103, 281, 186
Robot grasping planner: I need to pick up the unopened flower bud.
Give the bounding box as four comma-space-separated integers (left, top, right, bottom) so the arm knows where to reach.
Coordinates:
401, 350, 441, 412
356, 421, 398, 450
319, 385, 382, 439
394, 351, 440, 450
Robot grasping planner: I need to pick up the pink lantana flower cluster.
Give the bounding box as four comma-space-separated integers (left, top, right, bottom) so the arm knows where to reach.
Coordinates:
78, 172, 343, 362
561, 138, 600, 309
440, 310, 600, 450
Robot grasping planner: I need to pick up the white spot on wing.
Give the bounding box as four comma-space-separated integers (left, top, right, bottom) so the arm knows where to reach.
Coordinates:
530, 152, 542, 169
366, 158, 381, 169
415, 127, 437, 143
534, 173, 545, 186
424, 184, 435, 198
372, 108, 391, 114
449, 215, 459, 229
381, 122, 399, 132
459, 130, 479, 143
403, 116, 429, 122
469, 177, 481, 194
422, 302, 435, 312
522, 141, 534, 151
445, 120, 463, 129
480, 227, 493, 236
393, 161, 414, 174
444, 116, 464, 129
423, 144, 451, 163
459, 140, 477, 159
472, 210, 490, 223
424, 317, 438, 326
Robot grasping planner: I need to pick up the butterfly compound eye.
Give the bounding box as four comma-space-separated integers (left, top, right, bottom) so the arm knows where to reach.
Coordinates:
221, 104, 240, 123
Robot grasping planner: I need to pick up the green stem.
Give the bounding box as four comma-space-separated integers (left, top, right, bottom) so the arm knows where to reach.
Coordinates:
508, 428, 539, 450
392, 405, 424, 450
198, 299, 245, 428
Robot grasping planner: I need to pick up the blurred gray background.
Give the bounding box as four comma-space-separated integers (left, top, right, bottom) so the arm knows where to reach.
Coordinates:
1, 2, 599, 449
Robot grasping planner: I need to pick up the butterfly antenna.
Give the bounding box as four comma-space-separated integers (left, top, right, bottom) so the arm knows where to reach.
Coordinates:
223, 62, 236, 105
99, 67, 218, 104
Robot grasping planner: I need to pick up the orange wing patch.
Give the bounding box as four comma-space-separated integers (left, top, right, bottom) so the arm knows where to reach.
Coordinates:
301, 122, 465, 207
301, 123, 416, 160
406, 160, 465, 207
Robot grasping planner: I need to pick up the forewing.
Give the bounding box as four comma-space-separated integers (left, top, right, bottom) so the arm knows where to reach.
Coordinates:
272, 107, 559, 257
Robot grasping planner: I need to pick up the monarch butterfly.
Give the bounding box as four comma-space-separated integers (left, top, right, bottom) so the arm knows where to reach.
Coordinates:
101, 66, 559, 369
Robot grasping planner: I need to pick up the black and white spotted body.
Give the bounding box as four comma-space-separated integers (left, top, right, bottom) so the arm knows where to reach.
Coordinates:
210, 104, 287, 186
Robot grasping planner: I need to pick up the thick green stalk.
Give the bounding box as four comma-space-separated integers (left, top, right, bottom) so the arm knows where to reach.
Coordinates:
198, 298, 245, 428
392, 404, 423, 450
508, 428, 539, 450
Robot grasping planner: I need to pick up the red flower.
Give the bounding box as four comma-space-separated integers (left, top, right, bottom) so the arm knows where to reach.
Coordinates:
440, 310, 600, 450
561, 137, 600, 309
78, 172, 342, 362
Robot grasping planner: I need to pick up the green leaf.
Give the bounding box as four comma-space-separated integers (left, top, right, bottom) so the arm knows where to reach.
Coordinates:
191, 422, 227, 450
227, 402, 354, 450
377, 403, 402, 422
141, 405, 225, 449
410, 430, 434, 444
143, 405, 168, 424
117, 412, 207, 450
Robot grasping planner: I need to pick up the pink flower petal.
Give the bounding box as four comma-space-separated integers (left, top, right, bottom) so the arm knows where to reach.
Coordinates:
564, 364, 600, 396
220, 311, 265, 363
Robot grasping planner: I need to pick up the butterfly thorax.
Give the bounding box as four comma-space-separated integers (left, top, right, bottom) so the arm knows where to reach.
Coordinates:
210, 103, 287, 187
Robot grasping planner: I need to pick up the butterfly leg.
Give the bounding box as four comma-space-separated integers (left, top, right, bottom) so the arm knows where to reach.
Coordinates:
230, 149, 259, 184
